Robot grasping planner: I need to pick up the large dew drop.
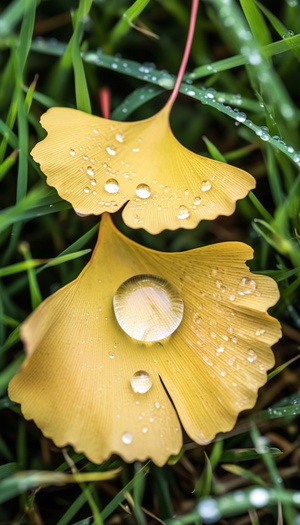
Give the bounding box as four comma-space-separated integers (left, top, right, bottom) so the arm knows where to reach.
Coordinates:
130, 370, 153, 394
104, 178, 119, 194
136, 184, 151, 199
113, 275, 184, 342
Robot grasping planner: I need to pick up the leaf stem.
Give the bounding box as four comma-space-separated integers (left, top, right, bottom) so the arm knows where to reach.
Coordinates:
168, 0, 199, 107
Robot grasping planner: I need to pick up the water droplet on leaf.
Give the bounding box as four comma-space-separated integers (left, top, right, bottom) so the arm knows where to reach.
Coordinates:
122, 432, 133, 445
86, 166, 95, 177
201, 180, 212, 192
115, 132, 125, 143
106, 146, 116, 156
113, 275, 184, 342
104, 178, 120, 194
247, 349, 257, 362
238, 277, 257, 295
130, 371, 153, 394
177, 205, 190, 220
136, 184, 151, 199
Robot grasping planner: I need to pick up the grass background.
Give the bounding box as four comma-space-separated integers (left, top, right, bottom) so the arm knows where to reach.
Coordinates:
1, 0, 300, 523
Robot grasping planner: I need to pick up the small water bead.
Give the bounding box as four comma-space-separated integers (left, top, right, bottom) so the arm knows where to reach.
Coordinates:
84, 187, 90, 194
194, 196, 202, 205
130, 371, 153, 394
201, 180, 212, 192
142, 426, 149, 433
247, 349, 257, 362
177, 205, 190, 220
115, 132, 125, 143
122, 432, 133, 445
86, 166, 95, 177
136, 184, 151, 199
106, 146, 116, 156
113, 275, 184, 342
69, 149, 76, 156
235, 111, 247, 123
238, 277, 257, 295
104, 178, 120, 194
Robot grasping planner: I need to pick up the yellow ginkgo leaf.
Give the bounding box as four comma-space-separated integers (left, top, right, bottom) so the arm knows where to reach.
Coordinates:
9, 214, 281, 466
31, 104, 255, 234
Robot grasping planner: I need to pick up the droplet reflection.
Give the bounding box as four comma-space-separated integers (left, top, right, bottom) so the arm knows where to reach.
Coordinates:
113, 275, 184, 342
104, 178, 120, 194
130, 371, 153, 394
136, 184, 151, 198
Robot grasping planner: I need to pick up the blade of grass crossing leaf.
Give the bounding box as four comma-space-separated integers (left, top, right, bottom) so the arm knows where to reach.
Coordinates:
151, 464, 174, 519
240, 0, 272, 46
0, 469, 121, 504
0, 297, 4, 345
256, 1, 300, 57
133, 463, 147, 525
0, 0, 29, 34
0, 96, 19, 163
190, 33, 300, 78
266, 145, 284, 207
17, 0, 36, 73
0, 354, 24, 396
268, 355, 300, 381
221, 463, 268, 486
0, 437, 13, 462
248, 192, 274, 223
110, 0, 151, 45
18, 242, 42, 308
202, 137, 226, 162
111, 85, 164, 120
0, 326, 20, 357
250, 425, 296, 525
56, 490, 91, 525
0, 150, 18, 183
71, 0, 92, 113
101, 465, 149, 520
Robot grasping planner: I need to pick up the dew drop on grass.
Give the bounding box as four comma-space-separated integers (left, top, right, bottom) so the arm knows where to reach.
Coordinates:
136, 184, 151, 198
130, 371, 153, 394
104, 178, 120, 194
249, 488, 269, 507
122, 432, 133, 445
113, 275, 184, 342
